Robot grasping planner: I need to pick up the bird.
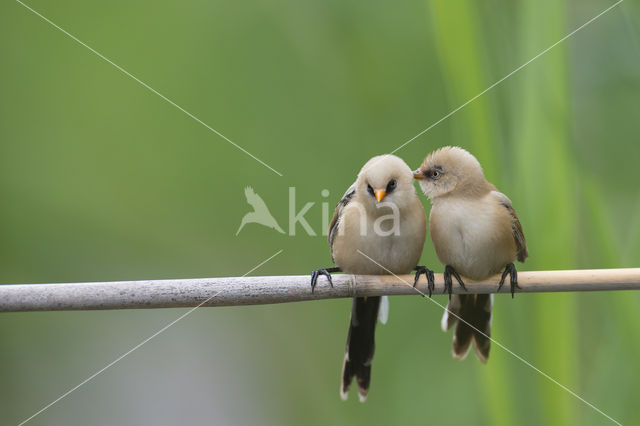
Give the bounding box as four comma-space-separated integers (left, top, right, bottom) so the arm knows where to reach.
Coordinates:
413, 146, 528, 363
311, 154, 434, 402
236, 186, 285, 235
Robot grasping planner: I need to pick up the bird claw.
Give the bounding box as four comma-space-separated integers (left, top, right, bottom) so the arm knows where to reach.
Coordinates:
498, 263, 520, 298
310, 267, 340, 293
413, 266, 435, 297
443, 265, 466, 300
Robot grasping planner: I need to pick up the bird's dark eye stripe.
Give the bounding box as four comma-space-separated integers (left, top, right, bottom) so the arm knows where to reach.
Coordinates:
367, 184, 375, 196
426, 166, 443, 180
386, 179, 397, 193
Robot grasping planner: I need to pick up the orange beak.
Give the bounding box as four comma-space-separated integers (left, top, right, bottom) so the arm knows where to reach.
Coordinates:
413, 169, 424, 180
374, 189, 386, 202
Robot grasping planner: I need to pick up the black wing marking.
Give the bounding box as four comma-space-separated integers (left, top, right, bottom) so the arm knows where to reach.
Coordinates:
329, 185, 356, 261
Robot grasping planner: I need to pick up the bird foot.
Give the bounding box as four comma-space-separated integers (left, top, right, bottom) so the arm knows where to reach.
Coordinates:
310, 267, 341, 293
498, 263, 520, 298
443, 265, 467, 299
413, 266, 435, 297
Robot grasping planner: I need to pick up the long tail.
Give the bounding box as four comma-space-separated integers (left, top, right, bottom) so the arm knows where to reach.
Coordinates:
341, 296, 380, 402
441, 294, 493, 363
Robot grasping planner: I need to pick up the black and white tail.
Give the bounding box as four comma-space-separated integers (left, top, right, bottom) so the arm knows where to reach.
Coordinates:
441, 294, 493, 363
340, 296, 382, 402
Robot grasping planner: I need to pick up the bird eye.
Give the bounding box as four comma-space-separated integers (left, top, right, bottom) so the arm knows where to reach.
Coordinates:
367, 184, 375, 197
428, 168, 442, 180
386, 179, 397, 193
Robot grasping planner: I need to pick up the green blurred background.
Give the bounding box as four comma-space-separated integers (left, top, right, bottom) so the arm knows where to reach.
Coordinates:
1, 0, 639, 424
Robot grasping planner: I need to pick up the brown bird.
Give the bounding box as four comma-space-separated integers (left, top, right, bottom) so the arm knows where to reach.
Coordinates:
311, 154, 434, 401
413, 146, 527, 362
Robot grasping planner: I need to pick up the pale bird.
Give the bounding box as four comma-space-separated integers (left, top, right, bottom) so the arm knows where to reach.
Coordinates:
236, 186, 285, 235
311, 154, 433, 402
413, 146, 528, 363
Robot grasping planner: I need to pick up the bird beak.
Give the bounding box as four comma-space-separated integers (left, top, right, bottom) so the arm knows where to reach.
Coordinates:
374, 189, 386, 202
413, 169, 424, 180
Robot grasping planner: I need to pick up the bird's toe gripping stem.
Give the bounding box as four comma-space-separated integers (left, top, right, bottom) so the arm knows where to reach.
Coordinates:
498, 263, 520, 298
443, 265, 467, 299
413, 266, 435, 297
310, 267, 341, 293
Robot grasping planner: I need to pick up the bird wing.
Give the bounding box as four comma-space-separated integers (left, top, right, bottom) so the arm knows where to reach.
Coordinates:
329, 184, 356, 260
493, 191, 528, 262
244, 186, 269, 212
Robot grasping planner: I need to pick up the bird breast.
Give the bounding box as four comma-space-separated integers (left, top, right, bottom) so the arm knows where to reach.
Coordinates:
331, 200, 426, 275
429, 194, 517, 280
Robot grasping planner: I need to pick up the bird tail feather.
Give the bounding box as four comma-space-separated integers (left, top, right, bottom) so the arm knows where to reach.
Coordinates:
442, 294, 493, 363
341, 296, 380, 402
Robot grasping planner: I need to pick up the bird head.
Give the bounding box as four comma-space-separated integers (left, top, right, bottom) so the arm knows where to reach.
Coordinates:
413, 146, 488, 201
355, 154, 416, 210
